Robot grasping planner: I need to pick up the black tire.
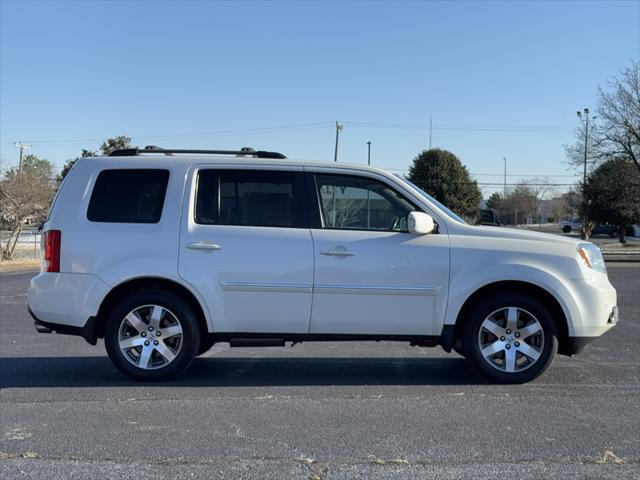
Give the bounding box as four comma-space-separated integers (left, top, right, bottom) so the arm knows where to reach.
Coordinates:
462, 292, 558, 384
562, 225, 571, 233
197, 335, 216, 356
104, 290, 201, 381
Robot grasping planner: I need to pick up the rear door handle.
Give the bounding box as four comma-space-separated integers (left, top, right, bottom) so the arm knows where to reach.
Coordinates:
187, 242, 222, 251
320, 248, 355, 257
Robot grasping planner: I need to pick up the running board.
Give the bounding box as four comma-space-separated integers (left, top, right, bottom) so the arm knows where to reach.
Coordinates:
229, 338, 286, 347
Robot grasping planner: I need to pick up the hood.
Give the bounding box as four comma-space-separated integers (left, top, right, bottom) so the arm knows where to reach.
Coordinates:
462, 225, 581, 246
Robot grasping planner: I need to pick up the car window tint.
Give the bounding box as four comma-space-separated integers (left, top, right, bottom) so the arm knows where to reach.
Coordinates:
314, 174, 415, 231
195, 170, 306, 227
87, 169, 169, 223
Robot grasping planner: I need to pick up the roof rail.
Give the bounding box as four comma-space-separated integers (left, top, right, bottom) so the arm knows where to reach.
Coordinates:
109, 146, 287, 159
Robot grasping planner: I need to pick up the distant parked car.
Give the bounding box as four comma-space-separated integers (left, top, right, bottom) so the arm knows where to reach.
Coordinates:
559, 221, 618, 237
559, 220, 581, 233
592, 224, 619, 237
478, 209, 501, 226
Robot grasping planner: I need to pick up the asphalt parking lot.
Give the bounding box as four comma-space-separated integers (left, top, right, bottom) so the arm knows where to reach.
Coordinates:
1, 265, 639, 479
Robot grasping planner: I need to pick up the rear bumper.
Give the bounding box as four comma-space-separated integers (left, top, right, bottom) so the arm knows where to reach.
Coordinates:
27, 272, 110, 327
28, 305, 98, 345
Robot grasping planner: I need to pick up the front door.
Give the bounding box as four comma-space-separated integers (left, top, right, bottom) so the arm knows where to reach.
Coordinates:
308, 172, 449, 336
179, 167, 313, 333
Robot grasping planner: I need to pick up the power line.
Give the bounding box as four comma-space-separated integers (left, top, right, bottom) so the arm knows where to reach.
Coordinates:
342, 121, 573, 132
0, 122, 335, 146
2, 120, 577, 147
379, 166, 579, 178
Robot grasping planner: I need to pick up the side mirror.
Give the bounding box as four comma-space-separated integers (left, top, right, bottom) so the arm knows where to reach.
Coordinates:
408, 211, 435, 235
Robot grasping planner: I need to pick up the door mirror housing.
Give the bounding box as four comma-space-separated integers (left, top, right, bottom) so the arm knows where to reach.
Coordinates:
407, 212, 435, 235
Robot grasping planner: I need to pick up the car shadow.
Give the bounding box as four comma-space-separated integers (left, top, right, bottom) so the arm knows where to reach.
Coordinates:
0, 356, 483, 388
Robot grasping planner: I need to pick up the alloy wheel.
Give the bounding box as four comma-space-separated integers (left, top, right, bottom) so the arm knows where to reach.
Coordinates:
118, 304, 183, 370
477, 306, 545, 373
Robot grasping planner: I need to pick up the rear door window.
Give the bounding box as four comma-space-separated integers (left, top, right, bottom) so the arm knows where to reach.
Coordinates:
87, 169, 170, 223
195, 170, 307, 228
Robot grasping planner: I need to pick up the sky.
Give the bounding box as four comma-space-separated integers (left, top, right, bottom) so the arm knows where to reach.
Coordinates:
1, 0, 639, 197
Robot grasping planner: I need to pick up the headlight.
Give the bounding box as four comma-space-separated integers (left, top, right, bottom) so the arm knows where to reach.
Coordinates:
577, 242, 607, 274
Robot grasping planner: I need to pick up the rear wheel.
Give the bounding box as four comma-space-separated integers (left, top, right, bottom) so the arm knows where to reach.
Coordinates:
104, 290, 200, 380
462, 292, 558, 384
562, 225, 571, 233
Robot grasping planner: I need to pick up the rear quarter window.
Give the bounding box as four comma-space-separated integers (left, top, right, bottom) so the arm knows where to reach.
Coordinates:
87, 169, 170, 223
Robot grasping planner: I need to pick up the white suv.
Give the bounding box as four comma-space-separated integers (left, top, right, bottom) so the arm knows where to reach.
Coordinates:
27, 147, 618, 383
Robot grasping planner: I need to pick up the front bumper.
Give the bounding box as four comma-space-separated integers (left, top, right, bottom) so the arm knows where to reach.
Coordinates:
565, 272, 617, 338
561, 305, 618, 356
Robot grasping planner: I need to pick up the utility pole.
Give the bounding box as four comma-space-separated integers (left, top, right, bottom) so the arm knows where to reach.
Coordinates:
576, 108, 596, 187
428, 115, 433, 150
14, 142, 33, 173
366, 141, 372, 166
503, 156, 507, 200
333, 121, 343, 162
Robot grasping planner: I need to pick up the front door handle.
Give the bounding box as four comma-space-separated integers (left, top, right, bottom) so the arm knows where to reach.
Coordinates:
320, 248, 355, 257
187, 242, 222, 251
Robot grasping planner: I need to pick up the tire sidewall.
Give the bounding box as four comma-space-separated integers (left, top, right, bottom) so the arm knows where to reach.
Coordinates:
104, 290, 201, 381
463, 292, 558, 384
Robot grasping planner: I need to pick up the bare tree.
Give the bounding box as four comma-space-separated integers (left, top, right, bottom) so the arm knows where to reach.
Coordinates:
565, 61, 640, 173
596, 61, 640, 172
548, 196, 567, 223
0, 155, 56, 260
508, 178, 552, 225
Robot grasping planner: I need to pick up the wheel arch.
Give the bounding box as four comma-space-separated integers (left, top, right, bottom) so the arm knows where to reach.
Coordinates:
451, 280, 572, 356
94, 276, 210, 340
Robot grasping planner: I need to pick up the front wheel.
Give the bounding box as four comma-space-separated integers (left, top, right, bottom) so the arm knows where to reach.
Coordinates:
104, 290, 201, 380
462, 292, 558, 384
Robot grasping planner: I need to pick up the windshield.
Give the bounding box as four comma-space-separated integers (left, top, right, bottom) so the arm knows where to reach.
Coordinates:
396, 176, 468, 224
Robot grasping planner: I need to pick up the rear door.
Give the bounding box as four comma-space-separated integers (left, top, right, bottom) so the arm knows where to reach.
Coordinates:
178, 166, 313, 333
307, 170, 449, 336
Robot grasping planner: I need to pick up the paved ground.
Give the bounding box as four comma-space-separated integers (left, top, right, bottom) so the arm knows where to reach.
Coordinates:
1, 265, 639, 479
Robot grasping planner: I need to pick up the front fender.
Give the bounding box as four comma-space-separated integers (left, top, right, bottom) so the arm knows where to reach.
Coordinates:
444, 262, 581, 336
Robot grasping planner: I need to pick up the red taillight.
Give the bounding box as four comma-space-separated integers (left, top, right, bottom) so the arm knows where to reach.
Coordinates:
43, 230, 61, 272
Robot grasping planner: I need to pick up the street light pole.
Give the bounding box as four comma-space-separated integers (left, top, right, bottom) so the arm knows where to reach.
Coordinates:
333, 121, 343, 162
366, 141, 372, 166
576, 108, 597, 239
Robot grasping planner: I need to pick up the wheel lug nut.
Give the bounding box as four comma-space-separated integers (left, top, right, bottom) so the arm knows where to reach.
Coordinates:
515, 332, 520, 338
500, 336, 506, 341
141, 332, 146, 337
506, 329, 512, 334
515, 341, 520, 347
148, 326, 154, 331
144, 341, 150, 346
153, 340, 159, 346
505, 344, 511, 349
156, 331, 161, 336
